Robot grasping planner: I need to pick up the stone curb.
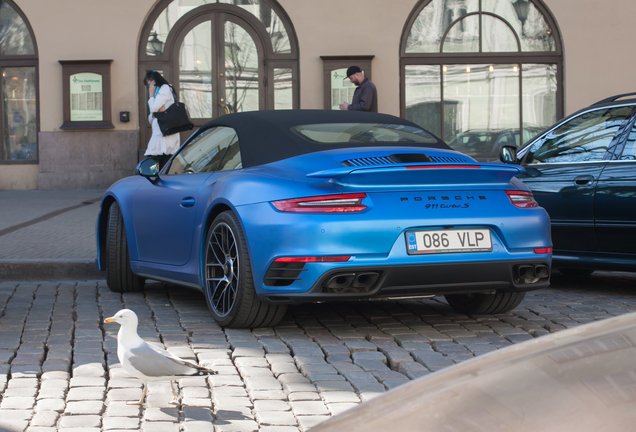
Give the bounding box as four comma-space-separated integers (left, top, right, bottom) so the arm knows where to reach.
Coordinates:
0, 259, 104, 281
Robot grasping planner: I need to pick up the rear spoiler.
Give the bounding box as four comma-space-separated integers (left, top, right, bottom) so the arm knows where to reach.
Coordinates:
307, 163, 525, 188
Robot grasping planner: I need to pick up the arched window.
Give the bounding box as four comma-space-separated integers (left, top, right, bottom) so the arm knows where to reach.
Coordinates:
0, 0, 38, 163
401, 0, 562, 161
138, 0, 298, 147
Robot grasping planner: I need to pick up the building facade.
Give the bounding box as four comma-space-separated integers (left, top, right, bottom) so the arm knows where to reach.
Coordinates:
0, 0, 630, 189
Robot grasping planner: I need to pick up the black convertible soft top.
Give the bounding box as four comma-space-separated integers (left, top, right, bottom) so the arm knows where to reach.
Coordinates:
194, 110, 450, 168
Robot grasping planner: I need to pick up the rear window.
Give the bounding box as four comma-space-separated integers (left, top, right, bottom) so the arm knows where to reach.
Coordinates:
291, 123, 438, 144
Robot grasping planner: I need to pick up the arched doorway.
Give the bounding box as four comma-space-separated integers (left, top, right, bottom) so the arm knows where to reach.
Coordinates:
0, 0, 38, 164
400, 0, 563, 160
138, 0, 299, 152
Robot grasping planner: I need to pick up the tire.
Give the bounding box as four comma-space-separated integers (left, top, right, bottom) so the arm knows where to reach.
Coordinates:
106, 202, 144, 293
204, 211, 287, 328
558, 268, 594, 276
445, 291, 526, 315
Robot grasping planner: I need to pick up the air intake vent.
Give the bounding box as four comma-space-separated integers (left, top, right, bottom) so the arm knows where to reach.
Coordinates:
264, 262, 307, 287
343, 153, 432, 167
431, 156, 470, 163
343, 156, 395, 167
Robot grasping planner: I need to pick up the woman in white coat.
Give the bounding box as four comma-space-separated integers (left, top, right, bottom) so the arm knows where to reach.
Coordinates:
144, 71, 180, 169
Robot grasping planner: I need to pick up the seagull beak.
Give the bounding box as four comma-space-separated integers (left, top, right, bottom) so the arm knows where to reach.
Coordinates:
104, 317, 116, 323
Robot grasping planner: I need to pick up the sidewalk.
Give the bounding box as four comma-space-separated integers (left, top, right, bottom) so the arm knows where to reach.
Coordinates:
0, 190, 106, 281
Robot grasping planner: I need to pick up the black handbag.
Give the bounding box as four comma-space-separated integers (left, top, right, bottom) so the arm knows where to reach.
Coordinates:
152, 85, 194, 136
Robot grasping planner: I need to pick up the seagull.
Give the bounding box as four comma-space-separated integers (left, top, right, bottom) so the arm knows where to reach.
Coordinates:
104, 309, 217, 405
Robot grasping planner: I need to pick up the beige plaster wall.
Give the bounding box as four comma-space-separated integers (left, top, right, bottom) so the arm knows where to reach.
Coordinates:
17, 0, 157, 132
281, 0, 418, 116
4, 0, 636, 190
283, 0, 635, 118
13, 0, 636, 130
16, 0, 636, 132
545, 0, 634, 115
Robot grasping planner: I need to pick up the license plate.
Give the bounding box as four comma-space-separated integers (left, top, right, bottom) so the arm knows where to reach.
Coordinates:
406, 229, 492, 254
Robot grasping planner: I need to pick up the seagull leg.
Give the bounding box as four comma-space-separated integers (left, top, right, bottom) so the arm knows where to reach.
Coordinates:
169, 380, 179, 405
127, 383, 147, 405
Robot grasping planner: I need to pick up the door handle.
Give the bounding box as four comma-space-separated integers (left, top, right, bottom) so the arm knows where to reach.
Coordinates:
219, 100, 230, 115
180, 197, 195, 208
574, 175, 594, 186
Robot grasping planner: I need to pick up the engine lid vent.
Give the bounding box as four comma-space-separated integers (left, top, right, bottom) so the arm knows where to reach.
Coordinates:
430, 155, 471, 163
343, 153, 433, 167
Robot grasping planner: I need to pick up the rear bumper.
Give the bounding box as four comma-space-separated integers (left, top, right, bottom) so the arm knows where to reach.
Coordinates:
260, 259, 550, 304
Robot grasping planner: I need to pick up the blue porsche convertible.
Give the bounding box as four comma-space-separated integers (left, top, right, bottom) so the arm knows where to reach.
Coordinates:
96, 110, 552, 328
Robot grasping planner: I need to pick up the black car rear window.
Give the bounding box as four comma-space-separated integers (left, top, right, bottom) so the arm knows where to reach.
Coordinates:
291, 123, 438, 144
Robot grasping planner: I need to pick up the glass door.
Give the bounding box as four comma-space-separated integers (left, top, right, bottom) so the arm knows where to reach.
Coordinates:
177, 12, 264, 126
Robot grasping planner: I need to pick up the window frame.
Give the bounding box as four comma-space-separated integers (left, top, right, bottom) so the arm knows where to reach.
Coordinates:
0, 0, 39, 165
400, 0, 564, 143
138, 0, 300, 157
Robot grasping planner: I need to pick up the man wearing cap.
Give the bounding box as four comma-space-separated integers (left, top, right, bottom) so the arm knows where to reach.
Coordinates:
339, 66, 378, 112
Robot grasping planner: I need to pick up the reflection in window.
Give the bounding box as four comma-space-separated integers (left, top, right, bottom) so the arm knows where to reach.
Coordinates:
442, 15, 479, 53
219, 0, 290, 53
445, 64, 519, 143
405, 65, 442, 138
0, 1, 34, 55
402, 0, 561, 161
620, 124, 636, 161
179, 21, 213, 118
482, 0, 555, 52
406, 0, 478, 53
292, 123, 438, 144
528, 107, 633, 164
167, 126, 238, 174
481, 15, 518, 52
274, 68, 292, 110
225, 21, 259, 113
1, 1, 37, 163
147, 0, 291, 56
2, 67, 37, 161
407, 0, 555, 54
217, 138, 242, 171
522, 64, 557, 134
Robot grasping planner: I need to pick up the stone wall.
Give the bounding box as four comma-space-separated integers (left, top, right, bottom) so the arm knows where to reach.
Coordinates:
38, 130, 139, 190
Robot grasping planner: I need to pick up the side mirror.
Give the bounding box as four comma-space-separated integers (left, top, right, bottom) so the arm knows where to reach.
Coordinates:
499, 145, 518, 164
137, 158, 159, 182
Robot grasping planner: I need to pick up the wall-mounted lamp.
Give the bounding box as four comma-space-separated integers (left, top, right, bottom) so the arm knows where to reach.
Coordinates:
147, 32, 164, 56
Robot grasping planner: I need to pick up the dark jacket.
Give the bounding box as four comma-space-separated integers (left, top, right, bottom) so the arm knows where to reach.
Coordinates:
348, 77, 378, 112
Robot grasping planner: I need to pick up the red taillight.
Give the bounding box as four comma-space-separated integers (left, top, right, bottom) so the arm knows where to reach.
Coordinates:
274, 256, 351, 263
506, 190, 538, 208
534, 248, 552, 254
406, 165, 481, 170
271, 193, 367, 213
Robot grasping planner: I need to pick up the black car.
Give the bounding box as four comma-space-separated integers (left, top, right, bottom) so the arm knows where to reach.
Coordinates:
501, 92, 636, 274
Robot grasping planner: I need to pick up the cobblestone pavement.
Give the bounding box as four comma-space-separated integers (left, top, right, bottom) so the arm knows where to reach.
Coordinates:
0, 272, 634, 432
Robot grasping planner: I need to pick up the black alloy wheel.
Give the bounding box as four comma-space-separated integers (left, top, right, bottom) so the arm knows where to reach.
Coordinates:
203, 211, 286, 328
